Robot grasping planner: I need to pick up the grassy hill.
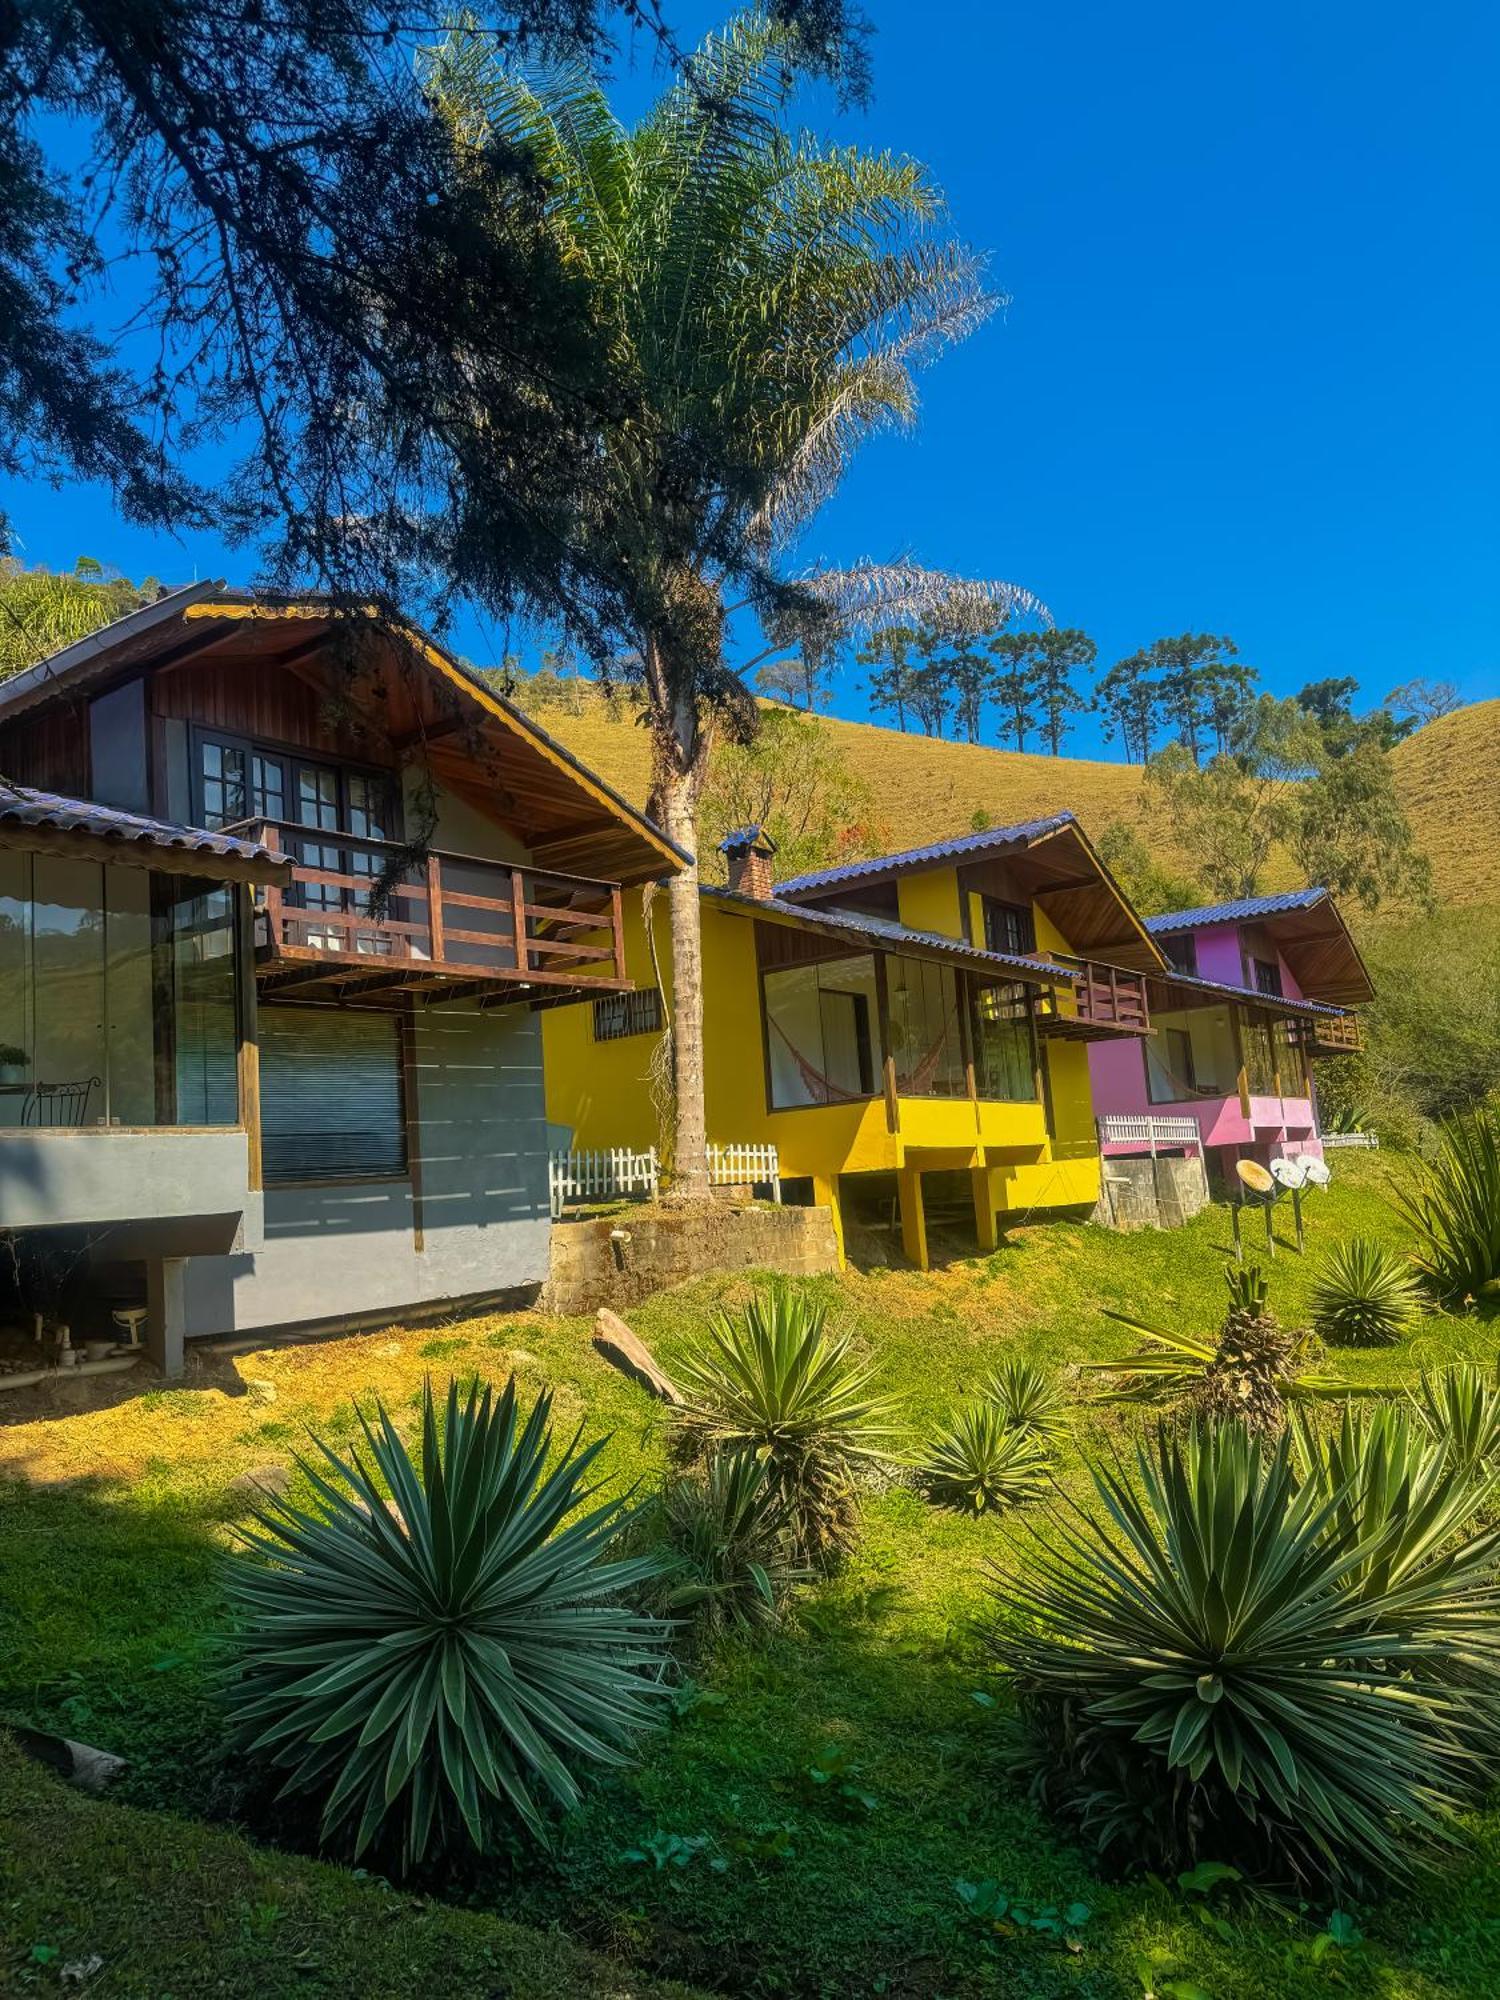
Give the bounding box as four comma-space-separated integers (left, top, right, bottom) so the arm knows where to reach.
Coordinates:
544, 689, 1500, 909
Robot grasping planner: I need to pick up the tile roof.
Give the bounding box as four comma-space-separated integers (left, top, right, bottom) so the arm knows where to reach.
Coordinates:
1145, 888, 1330, 934
774, 812, 1078, 897
704, 886, 1074, 981
0, 785, 289, 871
1157, 966, 1349, 1019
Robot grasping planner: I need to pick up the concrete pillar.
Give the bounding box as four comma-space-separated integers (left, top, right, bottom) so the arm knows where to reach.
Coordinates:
812, 1175, 845, 1268
146, 1256, 188, 1378
971, 1166, 999, 1253
898, 1165, 929, 1270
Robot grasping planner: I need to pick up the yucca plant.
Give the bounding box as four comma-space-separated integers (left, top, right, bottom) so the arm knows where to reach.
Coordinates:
992, 1420, 1500, 1888
226, 1377, 671, 1867
673, 1288, 901, 1564
918, 1403, 1050, 1514
1091, 1265, 1354, 1432
1308, 1237, 1424, 1346
1410, 1362, 1500, 1476
1392, 1107, 1500, 1302
980, 1358, 1070, 1447
647, 1449, 808, 1644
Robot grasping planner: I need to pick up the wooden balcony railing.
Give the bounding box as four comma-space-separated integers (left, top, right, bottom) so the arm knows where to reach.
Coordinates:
1035, 957, 1151, 1041
1293, 1011, 1362, 1056
240, 820, 628, 1000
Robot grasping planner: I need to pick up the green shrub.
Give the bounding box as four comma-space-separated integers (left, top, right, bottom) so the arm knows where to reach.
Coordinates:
1091, 1264, 1353, 1432
1392, 1107, 1500, 1301
648, 1449, 808, 1643
980, 1357, 1070, 1445
673, 1287, 900, 1563
1307, 1236, 1424, 1345
1411, 1362, 1500, 1475
226, 1377, 670, 1867
992, 1419, 1500, 1888
917, 1402, 1049, 1514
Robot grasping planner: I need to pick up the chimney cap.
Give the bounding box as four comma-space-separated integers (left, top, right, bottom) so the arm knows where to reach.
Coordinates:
718, 823, 778, 856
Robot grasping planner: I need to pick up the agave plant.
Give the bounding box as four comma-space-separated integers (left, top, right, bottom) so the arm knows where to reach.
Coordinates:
226, 1377, 670, 1866
918, 1402, 1049, 1513
1410, 1362, 1500, 1475
993, 1420, 1500, 1887
1308, 1237, 1424, 1346
673, 1287, 901, 1563
980, 1358, 1070, 1447
1090, 1265, 1354, 1431
648, 1449, 808, 1643
1392, 1107, 1500, 1301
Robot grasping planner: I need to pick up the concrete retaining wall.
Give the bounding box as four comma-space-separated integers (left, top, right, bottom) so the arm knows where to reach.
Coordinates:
1093, 1153, 1211, 1232
546, 1201, 839, 1315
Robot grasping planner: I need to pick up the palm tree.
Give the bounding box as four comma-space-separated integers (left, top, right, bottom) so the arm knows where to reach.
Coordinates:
0, 557, 151, 682
426, 14, 1037, 1192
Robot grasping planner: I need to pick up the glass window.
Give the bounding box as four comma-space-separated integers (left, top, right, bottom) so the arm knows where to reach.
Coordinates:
888, 958, 966, 1098
593, 989, 664, 1041
251, 753, 285, 822
972, 981, 1035, 1101
982, 899, 1035, 956
200, 741, 247, 828
764, 955, 877, 1108
1252, 956, 1284, 997
1242, 1010, 1280, 1095
0, 858, 238, 1129
1147, 1005, 1235, 1103
260, 1005, 406, 1182
1160, 932, 1197, 976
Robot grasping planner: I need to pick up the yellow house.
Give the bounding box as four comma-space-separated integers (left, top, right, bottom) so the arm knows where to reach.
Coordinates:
543, 812, 1167, 1267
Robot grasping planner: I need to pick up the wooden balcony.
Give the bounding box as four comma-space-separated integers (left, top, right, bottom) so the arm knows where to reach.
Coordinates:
242, 820, 628, 1006
1293, 1010, 1362, 1056
1034, 957, 1151, 1042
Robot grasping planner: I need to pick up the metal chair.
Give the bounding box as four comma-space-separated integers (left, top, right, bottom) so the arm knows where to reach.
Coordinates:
22, 1076, 101, 1128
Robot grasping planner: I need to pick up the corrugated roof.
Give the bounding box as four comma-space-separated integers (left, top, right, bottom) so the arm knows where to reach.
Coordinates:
1157, 966, 1349, 1019
774, 812, 1078, 898
719, 824, 775, 852
1145, 889, 1330, 934
0, 785, 290, 874
704, 886, 1074, 982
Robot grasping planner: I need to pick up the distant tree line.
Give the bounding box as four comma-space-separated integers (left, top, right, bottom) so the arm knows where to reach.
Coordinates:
759, 615, 1466, 770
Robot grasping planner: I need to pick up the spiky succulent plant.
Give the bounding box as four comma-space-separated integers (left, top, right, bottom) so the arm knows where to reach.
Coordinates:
1308, 1237, 1423, 1346
918, 1401, 1050, 1513
227, 1377, 670, 1866
980, 1357, 1070, 1446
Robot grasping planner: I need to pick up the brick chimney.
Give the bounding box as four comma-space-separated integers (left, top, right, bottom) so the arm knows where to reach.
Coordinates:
720, 824, 778, 901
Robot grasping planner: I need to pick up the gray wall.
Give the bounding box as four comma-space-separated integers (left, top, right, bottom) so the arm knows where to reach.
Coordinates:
182, 998, 551, 1337
0, 1128, 251, 1248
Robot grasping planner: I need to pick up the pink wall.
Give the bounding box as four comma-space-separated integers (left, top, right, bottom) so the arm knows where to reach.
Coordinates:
1087, 922, 1323, 1168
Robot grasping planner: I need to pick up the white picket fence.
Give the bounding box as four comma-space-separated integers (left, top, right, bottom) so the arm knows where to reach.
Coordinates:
548, 1142, 781, 1218
1320, 1130, 1380, 1150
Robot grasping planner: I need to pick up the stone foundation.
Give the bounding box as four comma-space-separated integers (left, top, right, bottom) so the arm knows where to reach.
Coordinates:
545, 1202, 840, 1314
1093, 1154, 1211, 1231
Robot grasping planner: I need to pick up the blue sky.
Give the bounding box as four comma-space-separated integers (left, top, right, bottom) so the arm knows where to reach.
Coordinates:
4, 1, 1496, 754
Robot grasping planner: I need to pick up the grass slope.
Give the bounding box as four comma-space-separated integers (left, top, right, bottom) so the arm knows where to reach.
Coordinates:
2, 1152, 1497, 1997
0, 1737, 702, 1999
542, 690, 1500, 908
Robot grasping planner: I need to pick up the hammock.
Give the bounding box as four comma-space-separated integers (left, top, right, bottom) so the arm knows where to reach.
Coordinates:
769, 1006, 959, 1104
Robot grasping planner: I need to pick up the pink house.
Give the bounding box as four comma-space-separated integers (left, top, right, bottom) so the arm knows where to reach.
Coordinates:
1087, 888, 1373, 1187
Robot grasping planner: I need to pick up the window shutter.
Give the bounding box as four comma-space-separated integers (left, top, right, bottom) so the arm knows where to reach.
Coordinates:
259, 1005, 406, 1183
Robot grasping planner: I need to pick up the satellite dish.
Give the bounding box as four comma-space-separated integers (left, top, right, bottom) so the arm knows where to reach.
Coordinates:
1270, 1157, 1308, 1191
1302, 1157, 1332, 1188
1236, 1159, 1275, 1196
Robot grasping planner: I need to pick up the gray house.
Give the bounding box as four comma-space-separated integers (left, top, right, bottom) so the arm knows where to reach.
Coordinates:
0, 587, 684, 1373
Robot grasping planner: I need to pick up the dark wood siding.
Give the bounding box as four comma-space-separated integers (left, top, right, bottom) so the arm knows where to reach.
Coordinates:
0, 704, 90, 796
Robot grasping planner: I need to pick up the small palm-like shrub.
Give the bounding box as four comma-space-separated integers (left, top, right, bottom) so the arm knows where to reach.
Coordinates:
1392, 1107, 1500, 1301
648, 1449, 808, 1643
1308, 1237, 1424, 1345
918, 1402, 1049, 1513
227, 1377, 670, 1866
993, 1420, 1500, 1887
1411, 1362, 1500, 1474
980, 1357, 1070, 1446
673, 1287, 900, 1562
1092, 1265, 1352, 1432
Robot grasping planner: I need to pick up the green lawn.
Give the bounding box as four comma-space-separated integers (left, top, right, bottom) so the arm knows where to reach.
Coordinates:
2, 1150, 1498, 1998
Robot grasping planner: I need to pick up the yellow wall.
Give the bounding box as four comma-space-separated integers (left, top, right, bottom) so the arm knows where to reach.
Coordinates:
542, 865, 1106, 1256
